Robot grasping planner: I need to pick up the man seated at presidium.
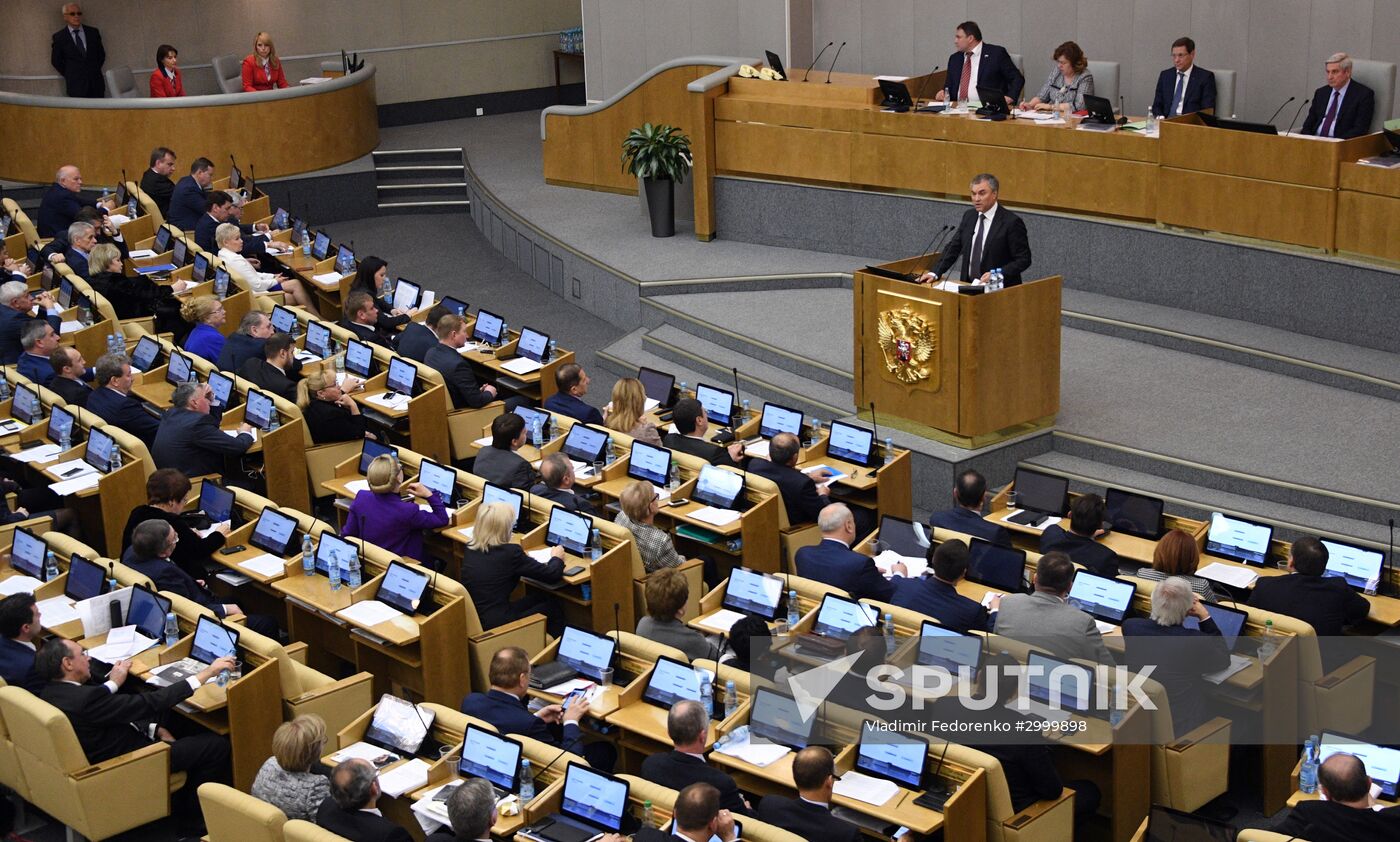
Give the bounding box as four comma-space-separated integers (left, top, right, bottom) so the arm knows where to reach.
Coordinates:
1151, 37, 1216, 117
918, 174, 1031, 287
1301, 52, 1376, 140
935, 20, 1024, 105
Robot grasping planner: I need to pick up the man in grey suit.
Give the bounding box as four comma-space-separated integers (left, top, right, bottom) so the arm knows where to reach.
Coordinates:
991, 552, 1114, 665
472, 412, 533, 490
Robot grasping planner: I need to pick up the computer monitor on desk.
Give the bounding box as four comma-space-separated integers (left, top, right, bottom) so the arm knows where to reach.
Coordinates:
1197, 111, 1278, 135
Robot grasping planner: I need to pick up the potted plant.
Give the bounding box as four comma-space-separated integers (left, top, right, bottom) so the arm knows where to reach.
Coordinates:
621, 122, 691, 237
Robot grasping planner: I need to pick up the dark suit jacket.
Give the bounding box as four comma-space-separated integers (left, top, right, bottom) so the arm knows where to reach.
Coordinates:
194, 213, 221, 254
892, 576, 991, 633
755, 795, 858, 842
167, 176, 207, 231
49, 375, 93, 407
0, 638, 42, 693
661, 432, 742, 468
542, 392, 604, 425
304, 399, 368, 445
1247, 573, 1370, 638
339, 318, 396, 350
395, 322, 437, 362
1039, 525, 1120, 578
1271, 800, 1400, 842
457, 544, 563, 631
217, 332, 266, 373
121, 547, 226, 617
0, 306, 61, 365
17, 353, 55, 387
88, 386, 160, 447
41, 678, 194, 762
930, 506, 1013, 546
64, 248, 90, 280
459, 688, 583, 756
945, 43, 1024, 102
1121, 618, 1229, 735
315, 799, 412, 842
1151, 66, 1217, 117
749, 458, 823, 526
37, 184, 95, 238
238, 358, 299, 402
931, 205, 1032, 284
529, 484, 598, 517
472, 446, 532, 490
640, 751, 750, 816
122, 504, 225, 580
795, 538, 893, 602
424, 343, 494, 409
1302, 80, 1376, 140
152, 406, 254, 477
139, 170, 175, 217
50, 25, 106, 98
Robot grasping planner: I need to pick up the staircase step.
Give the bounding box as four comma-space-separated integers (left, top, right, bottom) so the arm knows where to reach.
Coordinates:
374, 165, 465, 173
371, 148, 465, 167
374, 200, 471, 214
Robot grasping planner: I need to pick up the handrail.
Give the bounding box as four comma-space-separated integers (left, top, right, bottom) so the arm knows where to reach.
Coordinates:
540, 55, 754, 140
0, 61, 375, 110
688, 60, 755, 94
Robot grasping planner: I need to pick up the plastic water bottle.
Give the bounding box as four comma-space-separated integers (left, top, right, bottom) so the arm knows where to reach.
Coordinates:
883, 436, 895, 466
1258, 619, 1278, 658
698, 672, 714, 718
787, 589, 800, 629
109, 448, 122, 472
0, 378, 9, 401
498, 321, 509, 347
741, 398, 751, 421
58, 427, 70, 451
346, 553, 362, 589
127, 197, 139, 219
641, 800, 654, 829
214, 270, 228, 299
530, 415, 543, 446
78, 305, 92, 327
328, 552, 342, 590
163, 612, 180, 647
723, 679, 738, 720
301, 230, 311, 256
667, 460, 680, 493
545, 339, 558, 362
884, 612, 897, 656
589, 528, 602, 562
302, 535, 315, 576
1300, 737, 1319, 794
267, 412, 280, 432
604, 435, 616, 465
101, 186, 110, 204
44, 551, 60, 582
678, 381, 688, 400
519, 759, 535, 802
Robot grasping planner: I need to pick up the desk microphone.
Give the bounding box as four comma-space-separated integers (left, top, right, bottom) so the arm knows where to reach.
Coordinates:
1385, 518, 1395, 598
908, 224, 951, 279
867, 402, 882, 477
1283, 98, 1311, 137
248, 163, 257, 197
804, 42, 834, 82
825, 42, 847, 83
909, 65, 941, 109
1265, 96, 1296, 128
1116, 96, 1129, 126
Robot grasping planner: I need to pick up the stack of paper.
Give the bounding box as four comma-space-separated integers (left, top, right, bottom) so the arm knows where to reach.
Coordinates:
239, 554, 287, 578
874, 550, 928, 579
51, 474, 101, 496
500, 357, 543, 375
59, 321, 86, 335
696, 608, 746, 633
1203, 653, 1253, 685
527, 548, 557, 564
36, 596, 79, 626
833, 770, 899, 806
744, 439, 771, 460
0, 576, 44, 596
337, 600, 404, 627
48, 458, 96, 479
690, 507, 741, 527
1196, 562, 1258, 588
713, 737, 789, 767
378, 758, 431, 797
331, 741, 399, 765
87, 626, 157, 661
312, 272, 344, 286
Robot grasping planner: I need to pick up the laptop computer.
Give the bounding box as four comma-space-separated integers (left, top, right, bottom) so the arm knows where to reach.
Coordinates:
966, 537, 1027, 593
808, 593, 878, 641
520, 762, 629, 842
130, 335, 161, 372
975, 86, 1011, 120
1006, 467, 1068, 527
757, 402, 804, 440
359, 438, 397, 475
480, 482, 523, 526
312, 533, 360, 579
545, 508, 591, 556
147, 615, 240, 686
721, 567, 783, 621
472, 309, 505, 345
764, 50, 787, 80
561, 424, 609, 466
1183, 602, 1249, 651
826, 420, 876, 467
390, 278, 420, 313
1318, 731, 1400, 801
530, 625, 617, 689
10, 385, 40, 426
82, 427, 117, 473
1320, 538, 1385, 592
125, 584, 173, 641
165, 351, 195, 386
359, 693, 438, 763
1066, 571, 1136, 633
9, 527, 47, 580
636, 366, 675, 411
749, 687, 815, 751
642, 654, 718, 712
855, 720, 927, 788
878, 514, 930, 559
1104, 488, 1164, 540
344, 339, 374, 378
692, 465, 745, 510
385, 358, 417, 397
417, 459, 458, 505
64, 554, 107, 601
1080, 94, 1118, 129
376, 561, 432, 615
917, 621, 983, 673
1020, 650, 1096, 721
434, 725, 522, 803
1204, 512, 1273, 566
249, 506, 299, 556
695, 383, 735, 428
626, 440, 670, 487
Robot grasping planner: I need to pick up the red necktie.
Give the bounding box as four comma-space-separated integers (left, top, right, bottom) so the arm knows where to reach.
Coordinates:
958, 52, 972, 101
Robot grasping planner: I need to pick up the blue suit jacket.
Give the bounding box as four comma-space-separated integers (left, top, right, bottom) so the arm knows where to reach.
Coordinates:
795, 539, 894, 602
37, 184, 94, 238
87, 386, 161, 447
1150, 66, 1217, 117
17, 353, 55, 387
0, 307, 61, 365
216, 332, 265, 373
945, 43, 1024, 102
395, 323, 437, 362
930, 506, 1013, 546
193, 213, 219, 253
891, 576, 992, 633
460, 688, 583, 755
64, 248, 91, 280
0, 637, 42, 693
542, 392, 604, 425
152, 406, 253, 476
121, 547, 226, 617
167, 176, 207, 231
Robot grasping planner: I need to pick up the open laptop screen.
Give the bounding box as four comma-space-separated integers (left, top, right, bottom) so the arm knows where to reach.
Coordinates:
749, 687, 813, 750
47, 406, 76, 450
359, 438, 397, 475
643, 655, 714, 709
130, 335, 160, 372
190, 616, 239, 665
250, 507, 298, 555
1183, 602, 1249, 652
855, 721, 926, 788
199, 481, 234, 524
827, 421, 875, 466
10, 527, 46, 579
126, 585, 172, 640
314, 533, 359, 578
557, 626, 615, 682
269, 305, 297, 334
1321, 538, 1384, 591
966, 537, 1026, 592
1066, 571, 1135, 625
311, 231, 331, 261
391, 279, 420, 313
207, 371, 235, 408
812, 593, 878, 639
344, 339, 374, 378
457, 726, 521, 793
471, 309, 504, 345
545, 507, 590, 555
64, 555, 106, 601
166, 351, 194, 386
637, 367, 674, 407
722, 568, 782, 620
560, 763, 628, 833
516, 326, 549, 362
1105, 488, 1164, 540
693, 465, 743, 510
627, 440, 670, 486
918, 621, 982, 673
879, 514, 928, 559
1318, 732, 1400, 800
376, 561, 431, 615
759, 402, 803, 439
83, 427, 116, 472
11, 385, 39, 426
386, 358, 416, 396
695, 383, 734, 427
1013, 468, 1068, 517
1025, 651, 1094, 714
481, 483, 522, 524
244, 389, 276, 431
304, 321, 332, 358
417, 460, 457, 503
561, 424, 608, 464
1204, 512, 1273, 566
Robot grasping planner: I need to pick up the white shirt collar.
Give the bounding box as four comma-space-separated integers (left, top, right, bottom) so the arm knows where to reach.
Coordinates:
977, 202, 999, 229
800, 795, 831, 809
13, 639, 35, 652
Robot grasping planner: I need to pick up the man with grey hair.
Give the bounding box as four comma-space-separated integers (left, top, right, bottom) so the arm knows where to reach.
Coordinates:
17, 321, 61, 386
919, 171, 1032, 286
425, 778, 495, 842
794, 501, 902, 601
38, 163, 111, 237
0, 280, 61, 365
50, 4, 106, 99
317, 757, 412, 842
1302, 52, 1375, 139
528, 452, 598, 516
64, 220, 97, 279
218, 311, 274, 372
87, 353, 160, 446
152, 380, 254, 477
640, 699, 752, 816
1121, 575, 1230, 736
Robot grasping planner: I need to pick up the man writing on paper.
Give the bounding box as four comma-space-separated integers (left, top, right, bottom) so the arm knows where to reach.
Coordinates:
918, 173, 1032, 287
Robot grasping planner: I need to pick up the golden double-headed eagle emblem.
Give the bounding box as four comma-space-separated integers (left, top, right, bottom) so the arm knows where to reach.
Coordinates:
877, 305, 937, 385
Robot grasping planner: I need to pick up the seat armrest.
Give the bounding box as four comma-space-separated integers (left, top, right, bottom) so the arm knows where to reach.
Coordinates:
1166, 716, 1232, 752
71, 741, 170, 779
1316, 655, 1374, 689
1003, 788, 1074, 827
284, 640, 309, 663
471, 613, 548, 643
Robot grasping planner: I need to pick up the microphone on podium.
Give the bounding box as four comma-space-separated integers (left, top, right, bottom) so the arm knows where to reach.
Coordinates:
1265, 96, 1296, 127
803, 42, 834, 82
825, 42, 847, 83
1283, 98, 1311, 136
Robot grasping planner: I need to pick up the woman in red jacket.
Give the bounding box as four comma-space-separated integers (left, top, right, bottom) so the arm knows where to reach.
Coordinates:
241, 31, 287, 92
149, 44, 184, 97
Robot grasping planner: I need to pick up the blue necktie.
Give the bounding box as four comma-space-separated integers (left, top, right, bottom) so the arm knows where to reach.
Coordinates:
1171, 72, 1185, 115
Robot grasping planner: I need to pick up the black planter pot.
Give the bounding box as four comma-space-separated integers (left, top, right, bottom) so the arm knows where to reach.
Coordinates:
643, 176, 675, 237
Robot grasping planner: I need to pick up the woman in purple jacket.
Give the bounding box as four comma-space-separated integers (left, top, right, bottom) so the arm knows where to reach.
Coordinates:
343, 455, 448, 564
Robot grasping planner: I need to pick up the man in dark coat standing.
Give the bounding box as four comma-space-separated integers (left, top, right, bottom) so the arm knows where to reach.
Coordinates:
51, 4, 106, 98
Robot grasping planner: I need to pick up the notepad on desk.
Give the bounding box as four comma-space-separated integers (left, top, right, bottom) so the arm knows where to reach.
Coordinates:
690, 507, 741, 527
51, 474, 101, 496
59, 320, 86, 335
239, 553, 287, 578
337, 600, 405, 627
500, 357, 543, 375
378, 758, 431, 797
833, 770, 899, 806
695, 608, 746, 633
713, 736, 789, 767
1196, 562, 1259, 589
312, 272, 344, 286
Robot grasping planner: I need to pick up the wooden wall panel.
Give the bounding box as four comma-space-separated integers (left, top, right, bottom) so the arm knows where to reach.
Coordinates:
1158, 168, 1336, 250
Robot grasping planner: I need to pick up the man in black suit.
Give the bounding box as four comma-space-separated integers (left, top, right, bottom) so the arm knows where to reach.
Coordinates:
929, 469, 1013, 545
1039, 493, 1120, 578
1150, 37, 1217, 118
238, 332, 300, 402
892, 539, 995, 633
193, 191, 235, 254
0, 282, 61, 365
1301, 52, 1376, 140
424, 314, 499, 409
168, 158, 214, 232
0, 594, 44, 693
529, 453, 598, 516
661, 398, 745, 467
636, 782, 738, 842
472, 412, 533, 490
755, 747, 859, 842
397, 305, 450, 362
920, 173, 1032, 286
1248, 537, 1370, 664
640, 700, 752, 816
426, 778, 515, 842
339, 291, 397, 349
37, 637, 233, 831
152, 380, 255, 477
140, 147, 178, 218
38, 165, 110, 239
935, 21, 1023, 104
750, 432, 830, 527
87, 352, 161, 447
47, 346, 93, 407
1266, 753, 1400, 841
50, 4, 106, 98
316, 758, 412, 842
218, 311, 274, 372
795, 502, 900, 600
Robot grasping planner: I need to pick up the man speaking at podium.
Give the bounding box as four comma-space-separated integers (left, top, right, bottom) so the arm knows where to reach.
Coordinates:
918, 173, 1032, 287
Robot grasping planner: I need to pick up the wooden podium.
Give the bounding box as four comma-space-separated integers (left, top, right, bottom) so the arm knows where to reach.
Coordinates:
853, 257, 1061, 447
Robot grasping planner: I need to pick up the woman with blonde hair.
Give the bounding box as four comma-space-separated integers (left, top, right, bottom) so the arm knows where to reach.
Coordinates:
180, 295, 226, 363
251, 714, 330, 820
215, 223, 313, 308
1137, 528, 1217, 601
603, 377, 662, 446
295, 370, 368, 444
343, 454, 447, 563
242, 31, 288, 92
616, 479, 684, 573
459, 502, 565, 635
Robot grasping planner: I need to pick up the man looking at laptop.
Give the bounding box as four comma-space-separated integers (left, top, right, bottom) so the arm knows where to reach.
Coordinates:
635, 783, 738, 842
755, 746, 859, 842
993, 552, 1115, 665
316, 758, 412, 842
929, 469, 1013, 545
640, 700, 751, 816
1266, 753, 1400, 840
892, 539, 995, 633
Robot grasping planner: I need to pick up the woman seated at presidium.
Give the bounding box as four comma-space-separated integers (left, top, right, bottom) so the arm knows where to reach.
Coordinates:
343, 454, 448, 564
457, 501, 566, 636
149, 44, 184, 97
216, 223, 313, 309
242, 32, 288, 92
1020, 41, 1094, 113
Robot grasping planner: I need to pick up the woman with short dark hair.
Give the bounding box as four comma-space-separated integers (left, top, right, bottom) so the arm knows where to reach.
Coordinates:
120, 469, 229, 580
1021, 41, 1094, 112
150, 44, 184, 97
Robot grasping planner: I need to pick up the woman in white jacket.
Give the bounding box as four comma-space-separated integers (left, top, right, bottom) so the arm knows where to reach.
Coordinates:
215, 223, 313, 309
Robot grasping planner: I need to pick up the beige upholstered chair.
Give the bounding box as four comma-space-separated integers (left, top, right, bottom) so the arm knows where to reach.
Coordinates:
198, 782, 288, 842
952, 743, 1075, 842
283, 819, 352, 842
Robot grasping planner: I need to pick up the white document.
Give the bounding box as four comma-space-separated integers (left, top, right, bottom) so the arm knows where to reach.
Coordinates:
77, 587, 133, 638
377, 758, 431, 797
874, 550, 928, 579
500, 357, 543, 375
128, 249, 157, 259
107, 625, 136, 646
697, 608, 747, 633
833, 770, 899, 806
873, 75, 910, 82
299, 76, 333, 85
410, 785, 453, 833
802, 464, 848, 488
59, 320, 87, 335
456, 525, 475, 541
0, 419, 25, 435
239, 554, 287, 578
714, 737, 789, 767
419, 291, 436, 308
345, 479, 370, 495
195, 521, 230, 539
643, 397, 659, 412
293, 350, 320, 364
744, 439, 771, 460
312, 272, 344, 286
337, 600, 405, 627
51, 474, 101, 496
1196, 562, 1259, 589
11, 444, 62, 463
366, 393, 408, 412
545, 676, 596, 695
37, 596, 79, 626
223, 428, 258, 441
331, 741, 399, 764
1203, 654, 1253, 685
87, 631, 157, 662
0, 575, 44, 596
527, 548, 557, 564
690, 507, 741, 527
48, 458, 96, 479
1094, 620, 1116, 635
215, 570, 253, 587
473, 435, 492, 447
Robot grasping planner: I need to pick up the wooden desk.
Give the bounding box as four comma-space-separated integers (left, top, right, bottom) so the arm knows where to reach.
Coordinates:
1337, 159, 1400, 262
